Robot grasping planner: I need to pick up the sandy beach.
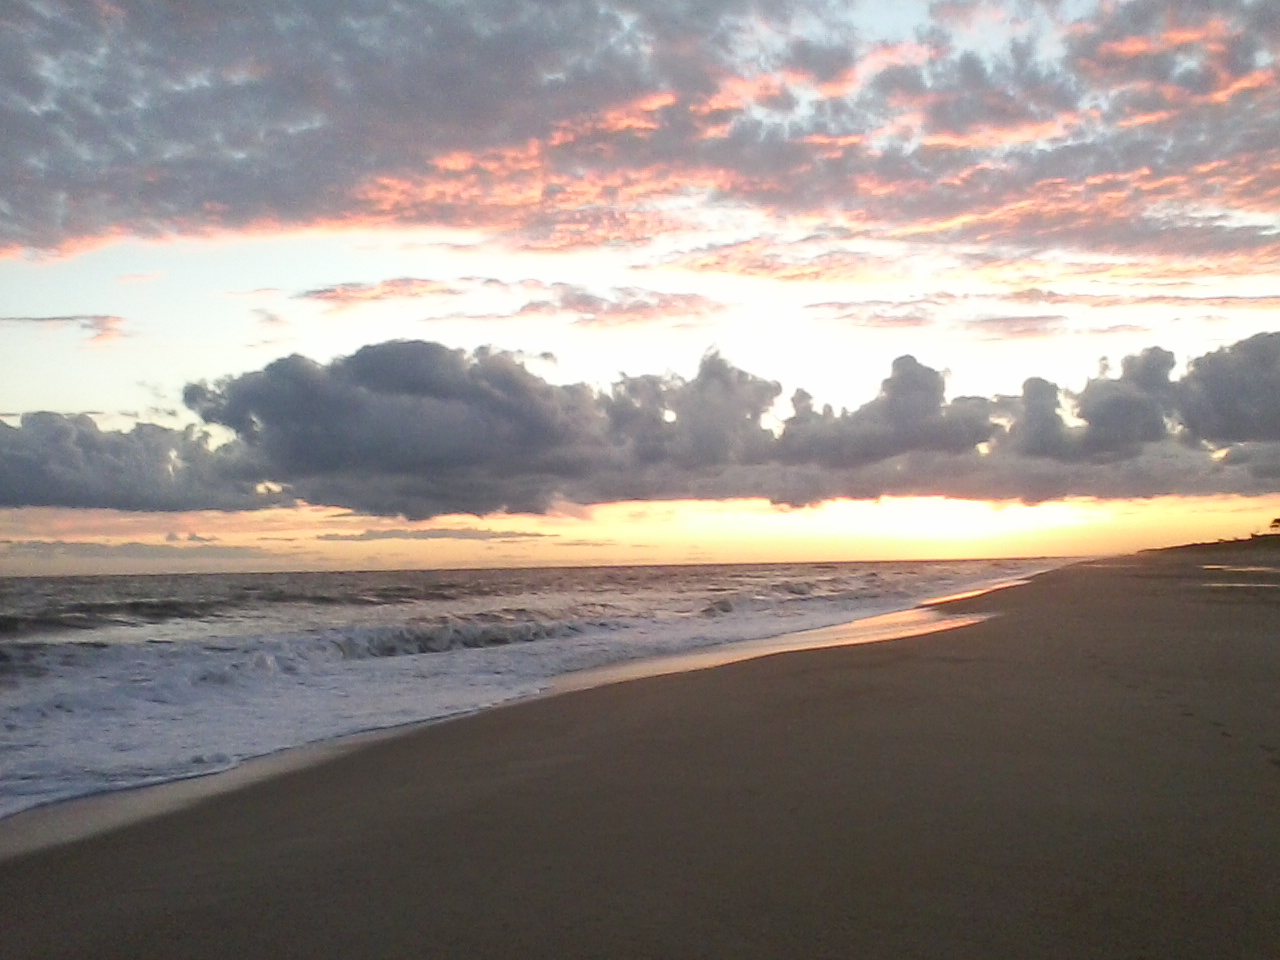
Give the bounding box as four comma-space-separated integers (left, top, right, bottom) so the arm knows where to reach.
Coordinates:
4, 547, 1280, 958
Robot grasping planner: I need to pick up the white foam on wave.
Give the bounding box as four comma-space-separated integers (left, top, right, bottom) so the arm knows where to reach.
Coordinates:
0, 560, 1061, 818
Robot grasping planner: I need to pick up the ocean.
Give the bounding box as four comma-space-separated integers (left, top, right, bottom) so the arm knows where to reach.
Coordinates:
0, 558, 1059, 818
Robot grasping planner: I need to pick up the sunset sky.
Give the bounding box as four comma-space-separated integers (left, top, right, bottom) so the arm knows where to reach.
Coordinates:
5, 0, 1280, 574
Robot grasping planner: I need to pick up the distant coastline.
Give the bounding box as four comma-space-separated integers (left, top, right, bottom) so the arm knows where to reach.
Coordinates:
1143, 532, 1280, 556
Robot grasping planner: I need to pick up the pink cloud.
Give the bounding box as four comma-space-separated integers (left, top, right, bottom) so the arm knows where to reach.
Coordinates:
296, 277, 460, 309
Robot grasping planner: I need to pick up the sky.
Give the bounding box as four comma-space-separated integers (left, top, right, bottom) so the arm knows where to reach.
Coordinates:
5, 0, 1280, 574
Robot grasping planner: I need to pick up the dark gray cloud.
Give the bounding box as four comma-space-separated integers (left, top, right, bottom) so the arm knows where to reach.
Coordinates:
166, 531, 218, 543
1073, 378, 1168, 459
176, 333, 1280, 509
1004, 377, 1071, 460
9, 333, 1280, 514
774, 357, 993, 469
3, 0, 1278, 263
1000, 345, 1176, 463
182, 340, 614, 518
602, 352, 781, 473
1217, 442, 1280, 479
0, 412, 276, 511
1177, 333, 1280, 442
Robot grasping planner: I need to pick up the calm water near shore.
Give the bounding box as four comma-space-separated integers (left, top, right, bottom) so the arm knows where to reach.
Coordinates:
0, 559, 1060, 817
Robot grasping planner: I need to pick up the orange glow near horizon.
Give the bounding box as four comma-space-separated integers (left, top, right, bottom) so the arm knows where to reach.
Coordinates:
5, 494, 1280, 576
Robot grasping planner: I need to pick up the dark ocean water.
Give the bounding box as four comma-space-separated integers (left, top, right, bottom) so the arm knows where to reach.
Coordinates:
0, 558, 1058, 817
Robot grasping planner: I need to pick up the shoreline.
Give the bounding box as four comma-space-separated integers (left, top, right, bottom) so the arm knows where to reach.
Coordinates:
1, 561, 1057, 833
0, 571, 1031, 862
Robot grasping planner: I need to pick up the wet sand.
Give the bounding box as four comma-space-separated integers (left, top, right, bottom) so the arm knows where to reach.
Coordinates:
4, 548, 1280, 958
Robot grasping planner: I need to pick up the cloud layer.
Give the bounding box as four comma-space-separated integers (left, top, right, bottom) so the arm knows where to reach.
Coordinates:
0, 315, 124, 342
7, 334, 1280, 516
5, 0, 1280, 267
0, 413, 274, 511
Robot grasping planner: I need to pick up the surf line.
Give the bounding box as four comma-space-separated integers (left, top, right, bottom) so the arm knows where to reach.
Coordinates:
552, 605, 995, 695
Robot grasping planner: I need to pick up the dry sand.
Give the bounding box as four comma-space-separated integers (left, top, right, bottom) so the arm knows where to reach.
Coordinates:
3, 548, 1280, 958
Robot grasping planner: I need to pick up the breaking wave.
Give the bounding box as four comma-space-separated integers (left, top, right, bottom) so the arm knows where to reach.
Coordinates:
0, 558, 1063, 819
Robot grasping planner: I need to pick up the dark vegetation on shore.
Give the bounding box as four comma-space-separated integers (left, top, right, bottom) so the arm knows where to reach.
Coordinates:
1145, 532, 1280, 557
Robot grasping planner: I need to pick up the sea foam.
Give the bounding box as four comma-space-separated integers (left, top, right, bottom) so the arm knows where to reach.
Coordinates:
0, 559, 1060, 817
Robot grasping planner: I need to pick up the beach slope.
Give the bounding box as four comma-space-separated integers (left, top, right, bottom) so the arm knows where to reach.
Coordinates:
4, 550, 1280, 958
